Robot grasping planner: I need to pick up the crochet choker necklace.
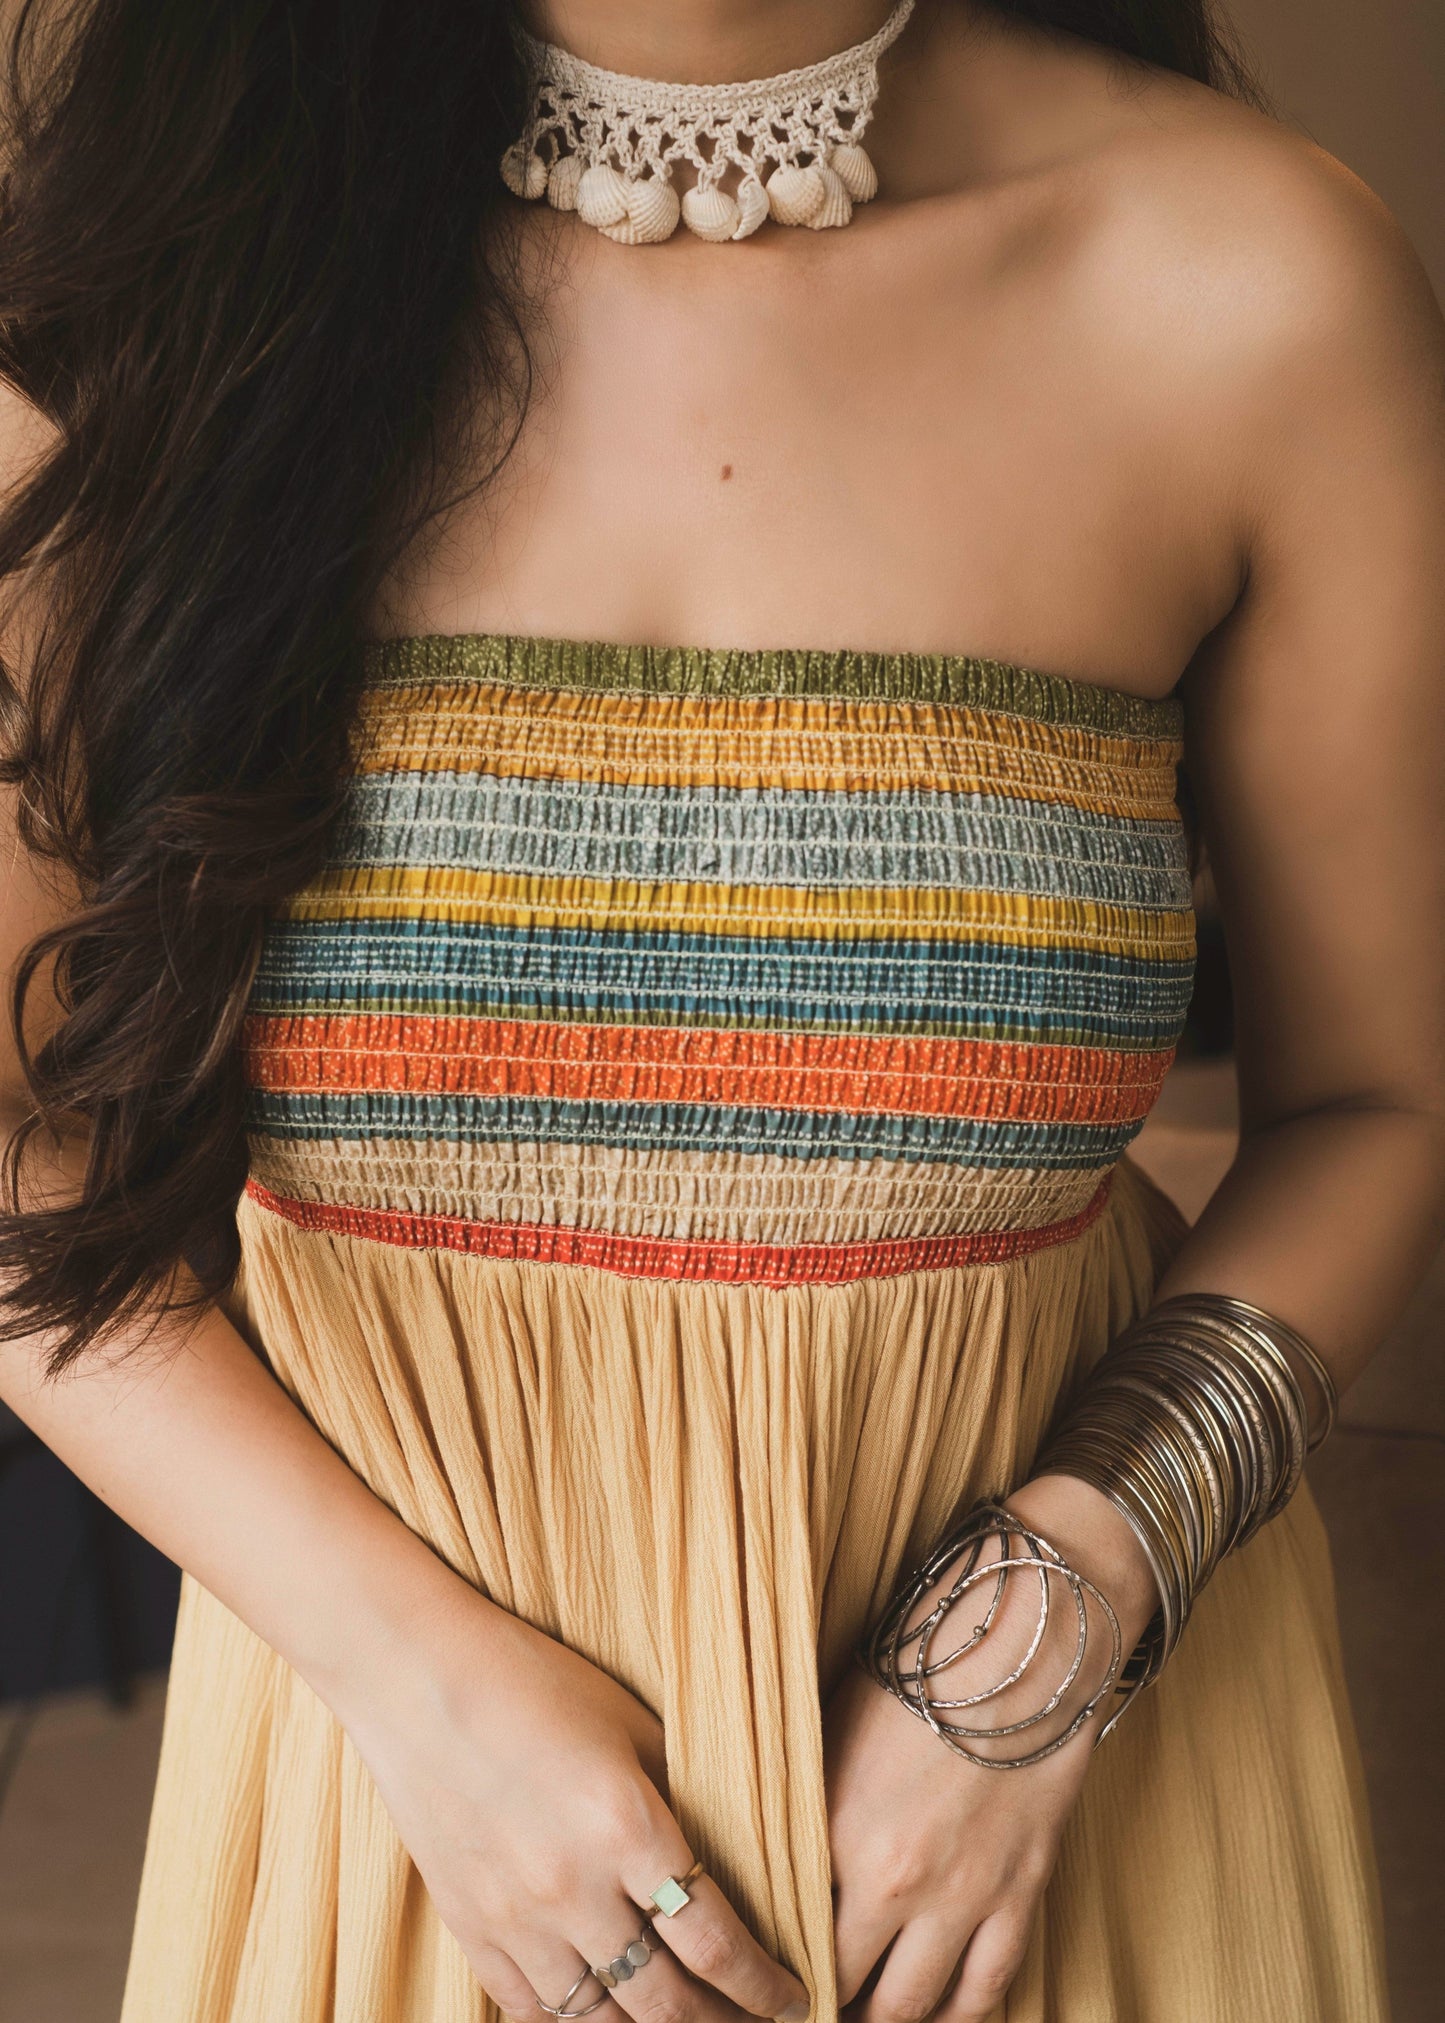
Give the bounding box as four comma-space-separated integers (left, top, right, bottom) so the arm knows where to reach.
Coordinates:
501, 0, 916, 244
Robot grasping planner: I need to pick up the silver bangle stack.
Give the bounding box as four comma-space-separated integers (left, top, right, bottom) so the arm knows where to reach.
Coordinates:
857, 1293, 1339, 1763
1036, 1291, 1338, 1739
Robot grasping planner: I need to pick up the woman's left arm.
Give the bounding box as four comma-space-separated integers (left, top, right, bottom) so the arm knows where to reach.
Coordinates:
825, 161, 1445, 2023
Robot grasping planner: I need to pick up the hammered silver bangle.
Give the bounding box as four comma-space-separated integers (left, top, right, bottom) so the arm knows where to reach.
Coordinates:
856, 1503, 1124, 1770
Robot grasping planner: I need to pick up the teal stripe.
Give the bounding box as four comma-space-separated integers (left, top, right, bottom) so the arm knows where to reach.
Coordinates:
252, 918, 1195, 1050
250, 1090, 1146, 1171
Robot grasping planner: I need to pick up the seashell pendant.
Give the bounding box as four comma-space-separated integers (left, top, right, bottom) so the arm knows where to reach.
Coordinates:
500, 143, 549, 202
598, 175, 682, 246
546, 154, 585, 212
732, 177, 770, 240
828, 142, 879, 203
766, 164, 827, 227
576, 162, 630, 229
681, 183, 741, 243
807, 164, 853, 231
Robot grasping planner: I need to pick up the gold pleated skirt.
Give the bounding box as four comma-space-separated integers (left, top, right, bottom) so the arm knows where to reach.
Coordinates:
120, 1157, 1388, 2021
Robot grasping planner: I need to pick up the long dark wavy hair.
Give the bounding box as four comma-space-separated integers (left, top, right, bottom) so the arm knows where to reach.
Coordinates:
0, 0, 1247, 1371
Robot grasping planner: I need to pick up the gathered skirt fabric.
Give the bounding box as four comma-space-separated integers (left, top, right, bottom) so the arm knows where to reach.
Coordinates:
120, 1156, 1388, 2022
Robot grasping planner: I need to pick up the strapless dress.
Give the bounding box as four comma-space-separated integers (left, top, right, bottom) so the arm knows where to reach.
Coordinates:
121, 635, 1386, 2023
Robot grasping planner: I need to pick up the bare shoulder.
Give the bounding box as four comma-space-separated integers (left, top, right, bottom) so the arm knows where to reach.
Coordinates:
1066, 53, 1445, 428
1047, 56, 1445, 722
951, 25, 1445, 682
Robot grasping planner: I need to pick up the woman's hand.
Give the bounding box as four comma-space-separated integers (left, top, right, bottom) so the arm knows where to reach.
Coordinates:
340, 1584, 812, 2023
825, 1476, 1159, 2022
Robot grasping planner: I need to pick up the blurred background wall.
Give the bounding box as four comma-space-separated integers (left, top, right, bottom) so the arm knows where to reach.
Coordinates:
1233, 0, 1443, 296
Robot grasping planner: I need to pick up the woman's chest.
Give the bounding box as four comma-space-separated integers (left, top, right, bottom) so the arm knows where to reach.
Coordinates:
382, 207, 1240, 696
240, 640, 1195, 1283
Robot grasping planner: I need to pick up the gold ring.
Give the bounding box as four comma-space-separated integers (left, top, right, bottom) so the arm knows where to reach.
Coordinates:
648, 1857, 706, 1918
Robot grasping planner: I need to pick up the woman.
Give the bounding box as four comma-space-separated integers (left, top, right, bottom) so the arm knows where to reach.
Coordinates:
0, 0, 1440, 2017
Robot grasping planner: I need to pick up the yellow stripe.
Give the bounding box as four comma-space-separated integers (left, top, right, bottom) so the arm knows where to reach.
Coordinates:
354, 683, 1184, 823
287, 864, 1196, 961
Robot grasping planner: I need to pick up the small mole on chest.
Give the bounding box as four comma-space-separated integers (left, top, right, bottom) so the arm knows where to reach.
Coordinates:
720, 463, 733, 481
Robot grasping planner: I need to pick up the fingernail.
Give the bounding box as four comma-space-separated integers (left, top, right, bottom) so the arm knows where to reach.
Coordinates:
779, 2001, 810, 2021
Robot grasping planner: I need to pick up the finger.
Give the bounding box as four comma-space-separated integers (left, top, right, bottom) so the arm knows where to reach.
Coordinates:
589, 1917, 754, 2023
938, 1909, 1029, 2023
628, 1714, 670, 1799
509, 1930, 605, 2021
459, 1937, 541, 2022
611, 1792, 808, 2019
860, 1913, 966, 2023
544, 1879, 745, 2023
833, 1882, 904, 2009
637, 1868, 810, 2019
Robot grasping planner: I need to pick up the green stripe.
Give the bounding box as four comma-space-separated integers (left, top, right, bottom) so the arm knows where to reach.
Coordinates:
363, 632, 1185, 741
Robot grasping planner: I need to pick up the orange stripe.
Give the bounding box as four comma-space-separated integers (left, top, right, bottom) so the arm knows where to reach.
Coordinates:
244, 1173, 1115, 1284
243, 1013, 1174, 1126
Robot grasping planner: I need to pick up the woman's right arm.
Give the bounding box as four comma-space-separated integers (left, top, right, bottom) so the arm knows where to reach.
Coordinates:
0, 806, 808, 2023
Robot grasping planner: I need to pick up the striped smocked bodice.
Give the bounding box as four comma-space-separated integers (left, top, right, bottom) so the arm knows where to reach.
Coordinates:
242, 634, 1196, 1284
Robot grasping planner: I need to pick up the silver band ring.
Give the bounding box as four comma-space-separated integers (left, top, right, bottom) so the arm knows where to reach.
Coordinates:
535, 1960, 609, 2018
592, 1920, 657, 1990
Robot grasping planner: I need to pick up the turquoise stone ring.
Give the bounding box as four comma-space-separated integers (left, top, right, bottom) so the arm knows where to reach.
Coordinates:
649, 1857, 706, 1918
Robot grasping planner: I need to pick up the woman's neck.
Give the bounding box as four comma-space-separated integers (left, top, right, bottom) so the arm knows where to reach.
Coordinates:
522, 0, 900, 84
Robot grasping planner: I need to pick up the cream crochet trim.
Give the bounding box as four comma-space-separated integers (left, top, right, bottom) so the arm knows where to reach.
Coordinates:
500, 0, 916, 244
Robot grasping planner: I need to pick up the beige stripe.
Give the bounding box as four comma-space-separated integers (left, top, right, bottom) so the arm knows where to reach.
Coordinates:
247, 1135, 1112, 1247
